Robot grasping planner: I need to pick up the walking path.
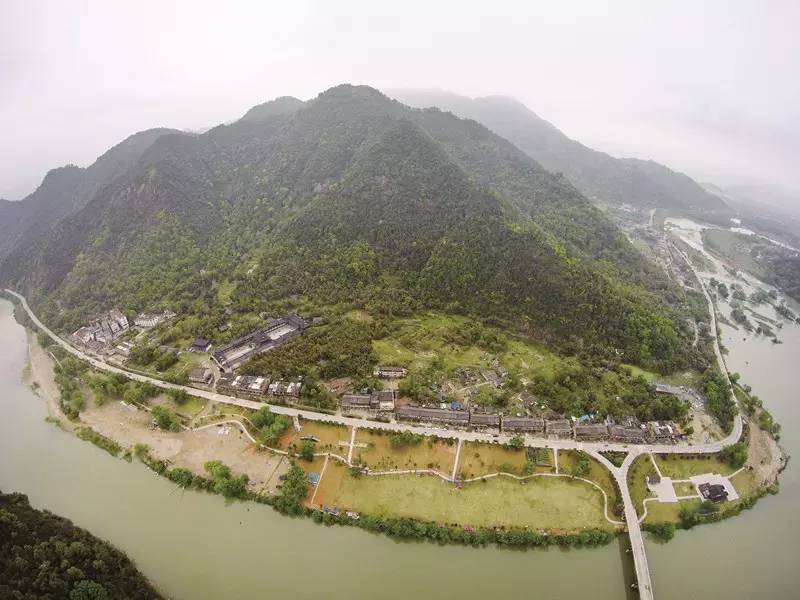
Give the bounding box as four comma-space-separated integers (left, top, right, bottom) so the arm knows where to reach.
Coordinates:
452, 438, 463, 480
346, 426, 358, 464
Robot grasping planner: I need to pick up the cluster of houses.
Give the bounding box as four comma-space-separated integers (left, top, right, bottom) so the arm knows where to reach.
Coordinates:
386, 405, 682, 443
217, 373, 301, 400
71, 309, 130, 351
341, 389, 397, 414
73, 308, 181, 352
133, 310, 176, 328
212, 314, 307, 373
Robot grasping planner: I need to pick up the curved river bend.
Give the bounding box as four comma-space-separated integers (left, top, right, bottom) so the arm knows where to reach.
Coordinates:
1, 279, 798, 598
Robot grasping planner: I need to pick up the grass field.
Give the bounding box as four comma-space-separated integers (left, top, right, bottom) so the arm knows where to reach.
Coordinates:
372, 311, 564, 380
307, 459, 350, 507
314, 471, 613, 530
353, 430, 457, 472
673, 482, 698, 497
622, 364, 702, 389
628, 454, 657, 516
653, 454, 736, 478
284, 421, 351, 454
644, 499, 701, 524
558, 450, 621, 518
457, 442, 529, 478
730, 469, 759, 498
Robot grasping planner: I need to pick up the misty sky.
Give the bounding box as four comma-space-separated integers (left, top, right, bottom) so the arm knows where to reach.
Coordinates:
2, 0, 798, 201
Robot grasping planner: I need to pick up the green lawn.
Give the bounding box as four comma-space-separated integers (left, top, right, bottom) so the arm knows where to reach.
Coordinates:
644, 499, 702, 524
173, 395, 207, 418
628, 454, 656, 516
673, 481, 698, 497
320, 473, 613, 530
653, 454, 736, 478
622, 364, 702, 389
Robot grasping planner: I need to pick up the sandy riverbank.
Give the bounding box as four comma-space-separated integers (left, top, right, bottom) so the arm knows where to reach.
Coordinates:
24, 332, 289, 494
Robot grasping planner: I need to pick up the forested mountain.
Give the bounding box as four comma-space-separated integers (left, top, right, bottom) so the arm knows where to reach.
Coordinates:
0, 128, 179, 264
0, 491, 163, 599
0, 85, 701, 371
390, 90, 732, 219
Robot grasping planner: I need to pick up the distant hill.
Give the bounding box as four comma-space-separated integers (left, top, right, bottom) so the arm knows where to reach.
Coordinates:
0, 85, 700, 371
0, 128, 180, 264
390, 90, 732, 220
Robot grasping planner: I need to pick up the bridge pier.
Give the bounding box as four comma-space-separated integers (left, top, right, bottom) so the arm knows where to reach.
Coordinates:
590, 450, 654, 600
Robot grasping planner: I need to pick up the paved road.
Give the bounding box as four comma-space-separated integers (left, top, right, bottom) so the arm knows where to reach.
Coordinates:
9, 287, 740, 455
6, 287, 743, 600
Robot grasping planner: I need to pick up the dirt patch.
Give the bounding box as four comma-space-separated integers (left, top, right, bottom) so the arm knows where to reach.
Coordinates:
687, 407, 724, 443
25, 332, 66, 424
746, 418, 783, 487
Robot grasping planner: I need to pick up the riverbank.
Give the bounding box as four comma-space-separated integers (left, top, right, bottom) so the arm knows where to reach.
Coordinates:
23, 328, 621, 547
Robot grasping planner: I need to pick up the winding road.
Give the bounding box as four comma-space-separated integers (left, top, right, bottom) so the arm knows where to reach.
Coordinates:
6, 287, 742, 600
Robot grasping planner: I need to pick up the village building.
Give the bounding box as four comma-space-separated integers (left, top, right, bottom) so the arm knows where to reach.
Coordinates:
372, 389, 396, 412
218, 374, 270, 399
479, 368, 506, 389
341, 394, 375, 414
648, 421, 682, 442
112, 340, 133, 359
546, 418, 573, 438
470, 411, 501, 428
188, 338, 212, 353
654, 382, 683, 396
699, 482, 728, 502
575, 422, 610, 441
72, 309, 129, 348
502, 416, 545, 433
372, 366, 408, 379
608, 423, 647, 443
341, 389, 396, 415
212, 314, 307, 372
133, 310, 176, 328
395, 406, 470, 425
188, 367, 213, 385
266, 379, 301, 398
608, 416, 647, 443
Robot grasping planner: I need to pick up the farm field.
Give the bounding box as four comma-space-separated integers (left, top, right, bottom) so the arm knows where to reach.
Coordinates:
353, 430, 457, 472
457, 442, 530, 478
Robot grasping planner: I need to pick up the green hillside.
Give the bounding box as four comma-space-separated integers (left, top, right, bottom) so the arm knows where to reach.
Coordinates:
0, 85, 705, 372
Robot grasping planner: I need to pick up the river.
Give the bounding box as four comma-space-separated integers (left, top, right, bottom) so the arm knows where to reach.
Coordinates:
2, 238, 799, 599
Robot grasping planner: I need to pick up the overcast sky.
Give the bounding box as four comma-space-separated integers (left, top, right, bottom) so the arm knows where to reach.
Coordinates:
2, 0, 798, 201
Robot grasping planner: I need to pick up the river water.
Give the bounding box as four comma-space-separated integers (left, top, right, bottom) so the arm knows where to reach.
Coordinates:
1, 243, 799, 600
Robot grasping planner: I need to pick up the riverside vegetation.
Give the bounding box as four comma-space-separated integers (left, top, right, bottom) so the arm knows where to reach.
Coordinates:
0, 491, 163, 599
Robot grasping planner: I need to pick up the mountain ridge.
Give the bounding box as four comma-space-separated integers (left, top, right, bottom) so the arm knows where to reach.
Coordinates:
0, 84, 701, 371
389, 89, 732, 219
